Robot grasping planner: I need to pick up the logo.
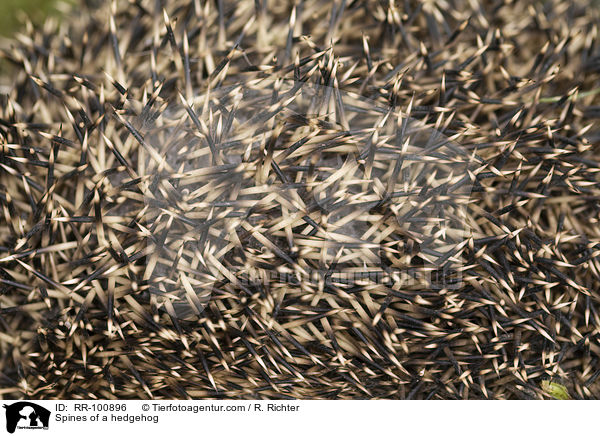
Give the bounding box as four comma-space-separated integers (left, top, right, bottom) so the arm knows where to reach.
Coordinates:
130, 78, 475, 320
3, 402, 50, 433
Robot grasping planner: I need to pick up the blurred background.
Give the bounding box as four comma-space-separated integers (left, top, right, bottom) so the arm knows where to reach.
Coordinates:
0, 0, 70, 36
0, 0, 72, 91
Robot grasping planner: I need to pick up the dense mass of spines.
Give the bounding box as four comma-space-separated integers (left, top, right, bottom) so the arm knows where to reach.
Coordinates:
0, 0, 599, 399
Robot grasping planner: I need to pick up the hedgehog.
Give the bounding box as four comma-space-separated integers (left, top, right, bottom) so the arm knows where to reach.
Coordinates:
0, 0, 599, 400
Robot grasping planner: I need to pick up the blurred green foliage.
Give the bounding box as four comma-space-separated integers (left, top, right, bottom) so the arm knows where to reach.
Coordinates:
0, 0, 69, 36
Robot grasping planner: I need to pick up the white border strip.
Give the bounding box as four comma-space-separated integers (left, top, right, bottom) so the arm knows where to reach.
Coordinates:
0, 400, 595, 436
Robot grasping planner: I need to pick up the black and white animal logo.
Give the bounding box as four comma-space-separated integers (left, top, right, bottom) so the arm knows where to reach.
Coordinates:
3, 402, 50, 433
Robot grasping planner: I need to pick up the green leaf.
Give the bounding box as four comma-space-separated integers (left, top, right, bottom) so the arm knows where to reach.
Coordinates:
541, 380, 571, 400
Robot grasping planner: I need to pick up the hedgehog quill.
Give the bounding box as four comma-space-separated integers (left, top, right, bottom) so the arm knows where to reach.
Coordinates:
0, 0, 599, 400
